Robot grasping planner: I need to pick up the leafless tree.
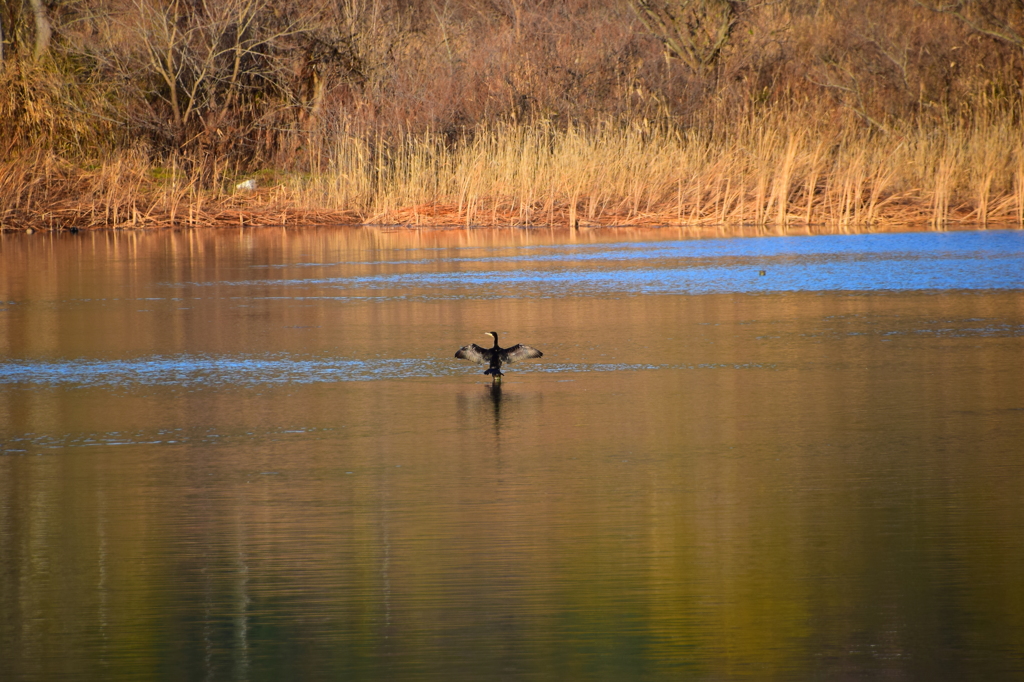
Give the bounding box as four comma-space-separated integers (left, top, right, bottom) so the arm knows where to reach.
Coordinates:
916, 0, 1024, 53
628, 0, 740, 77
0, 0, 53, 63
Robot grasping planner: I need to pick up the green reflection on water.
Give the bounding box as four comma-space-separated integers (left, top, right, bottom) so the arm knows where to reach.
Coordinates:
1, 228, 1023, 681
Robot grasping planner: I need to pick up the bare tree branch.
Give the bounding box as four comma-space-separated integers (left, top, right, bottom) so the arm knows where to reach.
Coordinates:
628, 0, 739, 77
915, 0, 1024, 52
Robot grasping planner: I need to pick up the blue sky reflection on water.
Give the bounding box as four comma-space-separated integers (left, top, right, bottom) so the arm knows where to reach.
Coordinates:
0, 355, 439, 386
419, 230, 1024, 294
2, 230, 1023, 389
0, 355, 783, 388
210, 229, 1024, 295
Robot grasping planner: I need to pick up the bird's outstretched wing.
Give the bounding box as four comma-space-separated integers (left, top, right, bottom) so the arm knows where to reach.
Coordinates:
501, 344, 543, 364
455, 343, 494, 364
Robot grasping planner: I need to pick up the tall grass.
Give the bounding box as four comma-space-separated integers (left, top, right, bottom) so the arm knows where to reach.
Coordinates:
282, 105, 1024, 230
2, 105, 1022, 231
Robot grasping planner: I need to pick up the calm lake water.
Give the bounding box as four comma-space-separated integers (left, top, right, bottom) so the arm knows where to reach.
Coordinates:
1, 226, 1023, 681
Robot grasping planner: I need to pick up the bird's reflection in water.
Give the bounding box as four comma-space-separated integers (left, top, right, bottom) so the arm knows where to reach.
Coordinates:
453, 380, 508, 443
456, 378, 537, 448
487, 381, 503, 428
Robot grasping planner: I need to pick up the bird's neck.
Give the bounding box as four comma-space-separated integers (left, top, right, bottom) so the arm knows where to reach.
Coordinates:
491, 335, 499, 349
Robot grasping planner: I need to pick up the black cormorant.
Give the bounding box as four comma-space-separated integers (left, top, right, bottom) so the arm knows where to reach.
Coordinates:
455, 332, 543, 381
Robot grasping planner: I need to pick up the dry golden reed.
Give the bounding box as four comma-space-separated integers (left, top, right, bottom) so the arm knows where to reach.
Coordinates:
294, 106, 1024, 230
2, 106, 1023, 232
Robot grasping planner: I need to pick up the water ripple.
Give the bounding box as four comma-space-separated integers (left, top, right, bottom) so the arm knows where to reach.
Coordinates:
0, 355, 783, 388
173, 230, 1024, 295
0, 355, 438, 387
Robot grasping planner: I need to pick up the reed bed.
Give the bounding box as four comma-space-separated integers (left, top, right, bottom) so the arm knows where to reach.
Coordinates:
2, 107, 1022, 232
298, 107, 1024, 230
0, 151, 357, 230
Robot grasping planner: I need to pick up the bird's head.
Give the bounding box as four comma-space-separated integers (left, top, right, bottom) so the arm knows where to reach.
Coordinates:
485, 331, 497, 339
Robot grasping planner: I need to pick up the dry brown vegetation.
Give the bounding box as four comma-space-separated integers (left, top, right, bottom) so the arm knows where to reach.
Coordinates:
1, 0, 1023, 231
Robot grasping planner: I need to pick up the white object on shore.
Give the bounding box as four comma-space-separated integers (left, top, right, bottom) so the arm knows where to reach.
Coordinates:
235, 179, 257, 192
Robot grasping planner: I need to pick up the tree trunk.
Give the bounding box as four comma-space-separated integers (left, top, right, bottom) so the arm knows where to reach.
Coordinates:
29, 0, 50, 59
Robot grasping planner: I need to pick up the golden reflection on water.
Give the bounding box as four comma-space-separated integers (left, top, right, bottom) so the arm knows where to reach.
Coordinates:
1, 227, 1023, 680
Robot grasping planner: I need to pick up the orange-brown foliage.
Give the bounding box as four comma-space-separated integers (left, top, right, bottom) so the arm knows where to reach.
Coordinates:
1, 0, 1022, 229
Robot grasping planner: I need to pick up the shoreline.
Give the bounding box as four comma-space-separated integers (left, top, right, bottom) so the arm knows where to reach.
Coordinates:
2, 191, 1021, 234
5, 111, 1023, 235
3, 204, 1020, 237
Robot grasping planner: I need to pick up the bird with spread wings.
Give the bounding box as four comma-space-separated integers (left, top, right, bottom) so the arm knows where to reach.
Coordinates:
455, 331, 543, 382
